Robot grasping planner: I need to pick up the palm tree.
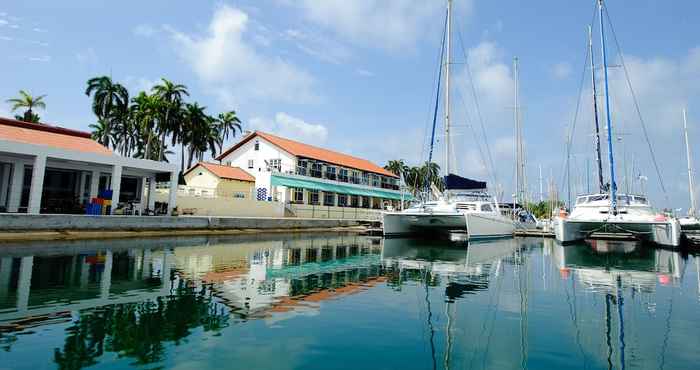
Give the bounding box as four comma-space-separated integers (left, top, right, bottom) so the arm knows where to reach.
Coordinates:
85, 76, 129, 147
152, 79, 189, 161
130, 92, 160, 159
89, 119, 112, 147
215, 111, 242, 160
6, 90, 46, 123
182, 103, 215, 169
384, 160, 407, 177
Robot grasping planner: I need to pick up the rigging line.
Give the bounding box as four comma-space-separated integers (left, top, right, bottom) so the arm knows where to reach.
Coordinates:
564, 268, 589, 370
421, 8, 450, 170
658, 288, 674, 370
602, 3, 669, 203
479, 259, 506, 370
560, 4, 599, 205
428, 9, 449, 167
455, 86, 493, 183
424, 269, 438, 370
454, 23, 499, 188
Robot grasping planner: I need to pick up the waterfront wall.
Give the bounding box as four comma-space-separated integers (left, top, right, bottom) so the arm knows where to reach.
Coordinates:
0, 214, 359, 231
155, 193, 284, 217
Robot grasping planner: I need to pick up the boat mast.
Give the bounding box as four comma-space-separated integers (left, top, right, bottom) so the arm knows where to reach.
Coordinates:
589, 25, 605, 193
598, 0, 618, 214
514, 57, 520, 207
444, 0, 452, 178
683, 108, 697, 217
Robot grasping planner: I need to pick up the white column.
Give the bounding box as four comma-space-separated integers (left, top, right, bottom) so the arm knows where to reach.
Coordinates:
27, 155, 46, 214
167, 171, 178, 215
89, 170, 100, 200
7, 161, 25, 212
78, 171, 87, 204
0, 163, 10, 207
110, 165, 122, 213
100, 250, 112, 300
161, 249, 172, 294
16, 256, 33, 312
147, 176, 156, 211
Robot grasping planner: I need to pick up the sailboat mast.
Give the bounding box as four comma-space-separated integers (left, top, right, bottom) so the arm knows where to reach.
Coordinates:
444, 0, 452, 177
683, 108, 697, 216
598, 0, 618, 213
514, 57, 520, 207
589, 25, 605, 193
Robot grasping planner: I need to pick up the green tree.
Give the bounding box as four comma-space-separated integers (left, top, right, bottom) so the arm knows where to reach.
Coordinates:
215, 111, 242, 159
6, 90, 46, 123
89, 119, 112, 147
85, 76, 129, 147
152, 79, 189, 162
384, 159, 407, 177
182, 103, 216, 169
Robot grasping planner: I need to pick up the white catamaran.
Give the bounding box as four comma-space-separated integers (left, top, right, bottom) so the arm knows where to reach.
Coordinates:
553, 0, 681, 247
382, 0, 515, 239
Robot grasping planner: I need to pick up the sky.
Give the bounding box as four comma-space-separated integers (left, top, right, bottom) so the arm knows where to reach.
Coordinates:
1, 0, 699, 211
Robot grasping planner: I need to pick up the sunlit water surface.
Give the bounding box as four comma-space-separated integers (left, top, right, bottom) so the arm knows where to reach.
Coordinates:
0, 234, 698, 370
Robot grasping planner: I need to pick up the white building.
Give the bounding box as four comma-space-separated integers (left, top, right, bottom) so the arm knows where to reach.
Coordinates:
216, 131, 406, 210
0, 117, 178, 215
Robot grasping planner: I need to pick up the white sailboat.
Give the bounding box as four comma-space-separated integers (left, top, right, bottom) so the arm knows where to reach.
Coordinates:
554, 0, 681, 247
679, 108, 699, 232
382, 0, 515, 240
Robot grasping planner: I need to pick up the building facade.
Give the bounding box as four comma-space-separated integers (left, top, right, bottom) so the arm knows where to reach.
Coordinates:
183, 162, 255, 199
0, 117, 178, 215
216, 131, 406, 210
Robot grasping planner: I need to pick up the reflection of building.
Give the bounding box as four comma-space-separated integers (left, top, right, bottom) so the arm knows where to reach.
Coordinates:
0, 246, 172, 322
215, 131, 404, 209
0, 117, 178, 215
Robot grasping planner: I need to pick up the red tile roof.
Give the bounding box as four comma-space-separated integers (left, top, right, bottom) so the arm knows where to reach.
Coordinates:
216, 131, 398, 178
0, 116, 112, 155
186, 162, 255, 182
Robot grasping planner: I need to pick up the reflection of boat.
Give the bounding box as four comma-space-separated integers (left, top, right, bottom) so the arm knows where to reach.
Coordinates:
554, 0, 680, 247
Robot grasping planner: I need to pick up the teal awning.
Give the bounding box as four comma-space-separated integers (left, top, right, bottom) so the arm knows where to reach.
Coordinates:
271, 174, 411, 201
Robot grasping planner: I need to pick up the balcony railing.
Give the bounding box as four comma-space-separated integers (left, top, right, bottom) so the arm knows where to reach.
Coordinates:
271, 163, 400, 191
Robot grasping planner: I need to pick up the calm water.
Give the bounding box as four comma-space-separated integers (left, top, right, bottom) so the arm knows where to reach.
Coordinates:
0, 234, 698, 370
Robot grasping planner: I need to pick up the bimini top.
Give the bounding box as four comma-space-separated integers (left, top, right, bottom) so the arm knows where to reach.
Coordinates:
444, 173, 486, 190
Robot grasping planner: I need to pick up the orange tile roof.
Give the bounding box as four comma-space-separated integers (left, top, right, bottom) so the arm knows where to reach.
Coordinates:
216, 131, 398, 178
0, 117, 112, 155
186, 162, 255, 182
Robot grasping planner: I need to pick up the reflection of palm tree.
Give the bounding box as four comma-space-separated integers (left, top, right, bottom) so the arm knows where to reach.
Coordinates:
53, 285, 229, 368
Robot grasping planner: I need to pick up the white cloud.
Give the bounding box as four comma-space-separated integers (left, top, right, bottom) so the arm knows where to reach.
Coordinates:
32, 27, 47, 33
123, 76, 159, 93
0, 36, 11, 41
0, 19, 7, 26
249, 112, 328, 144
552, 62, 572, 80
282, 28, 350, 64
9, 24, 18, 29
28, 55, 50, 62
288, 0, 454, 50
356, 68, 374, 77
133, 24, 157, 38
167, 5, 317, 105
76, 48, 98, 65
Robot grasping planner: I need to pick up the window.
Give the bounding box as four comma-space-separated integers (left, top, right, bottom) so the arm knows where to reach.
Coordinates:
308, 190, 320, 205
310, 163, 323, 178
254, 141, 260, 151
337, 194, 348, 207
339, 168, 349, 182
248, 159, 254, 169
481, 204, 493, 212
350, 171, 360, 184
297, 160, 308, 176
361, 196, 370, 208
225, 161, 231, 166
325, 166, 337, 180
268, 159, 281, 171
350, 195, 359, 208
323, 192, 335, 206
233, 192, 246, 199
198, 172, 203, 176
293, 188, 304, 203
371, 174, 380, 187
362, 173, 370, 185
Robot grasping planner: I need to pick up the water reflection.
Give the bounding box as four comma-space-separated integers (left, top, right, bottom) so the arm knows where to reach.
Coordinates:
0, 235, 698, 370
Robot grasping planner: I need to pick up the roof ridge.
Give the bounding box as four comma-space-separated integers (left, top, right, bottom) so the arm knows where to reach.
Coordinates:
0, 116, 93, 138
256, 130, 373, 163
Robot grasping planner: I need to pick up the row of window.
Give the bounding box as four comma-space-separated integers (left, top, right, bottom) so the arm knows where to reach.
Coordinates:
297, 159, 398, 189
293, 188, 387, 208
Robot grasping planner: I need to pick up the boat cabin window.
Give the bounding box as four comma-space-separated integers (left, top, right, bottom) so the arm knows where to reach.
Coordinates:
589, 194, 608, 202
616, 195, 631, 204
632, 196, 648, 204
576, 196, 588, 204
481, 204, 493, 212
455, 203, 476, 211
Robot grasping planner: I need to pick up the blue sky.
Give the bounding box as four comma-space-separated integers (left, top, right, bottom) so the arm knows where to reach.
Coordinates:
1, 0, 698, 210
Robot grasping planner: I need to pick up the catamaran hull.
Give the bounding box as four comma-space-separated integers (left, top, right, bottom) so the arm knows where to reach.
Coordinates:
465, 213, 516, 239
553, 218, 681, 247
382, 212, 515, 239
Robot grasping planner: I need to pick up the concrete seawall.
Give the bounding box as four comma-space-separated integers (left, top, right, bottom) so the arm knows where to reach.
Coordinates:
0, 214, 365, 242
0, 214, 360, 231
